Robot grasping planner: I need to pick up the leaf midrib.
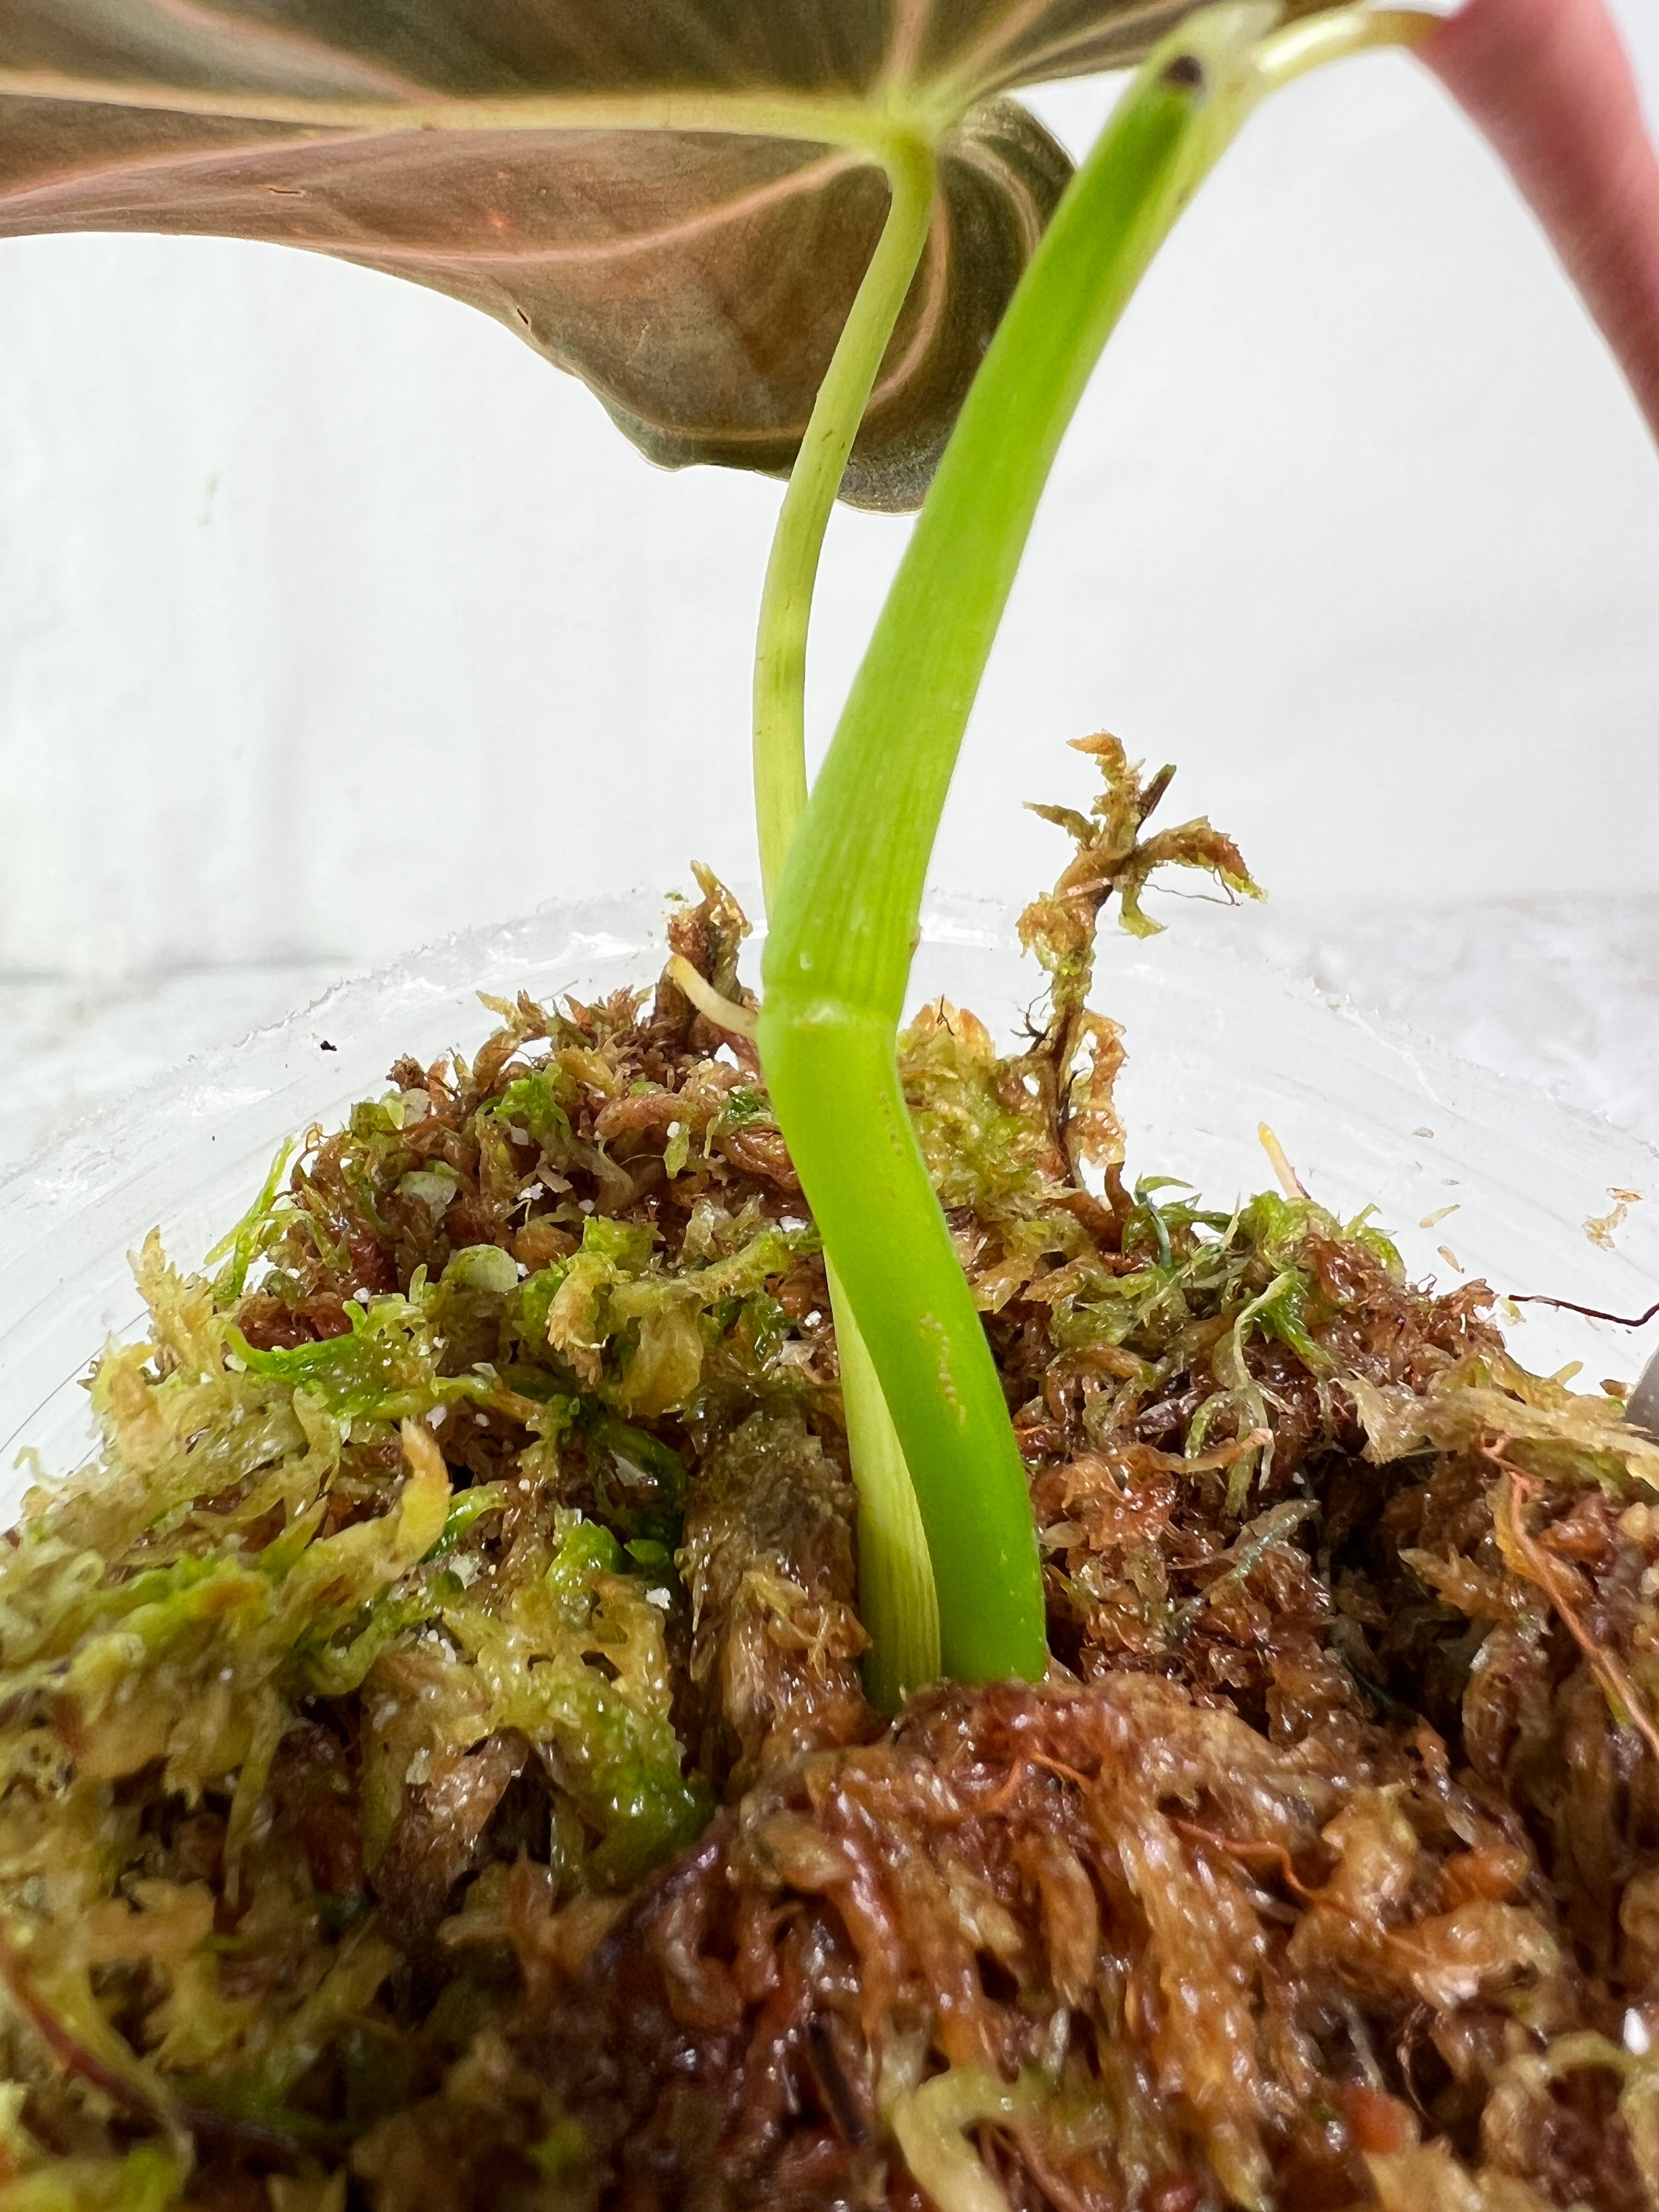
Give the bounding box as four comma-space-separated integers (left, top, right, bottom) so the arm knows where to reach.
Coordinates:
0, 69, 958, 160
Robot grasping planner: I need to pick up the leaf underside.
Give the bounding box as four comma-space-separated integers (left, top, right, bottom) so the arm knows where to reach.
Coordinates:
0, 0, 1327, 504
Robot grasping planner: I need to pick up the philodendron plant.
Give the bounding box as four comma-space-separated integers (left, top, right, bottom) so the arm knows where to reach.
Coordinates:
3, 0, 1656, 1706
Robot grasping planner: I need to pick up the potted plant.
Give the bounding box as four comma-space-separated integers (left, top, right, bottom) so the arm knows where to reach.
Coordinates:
0, 3, 1656, 2205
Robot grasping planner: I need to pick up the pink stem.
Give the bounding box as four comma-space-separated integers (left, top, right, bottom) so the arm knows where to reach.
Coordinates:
1423, 0, 1659, 443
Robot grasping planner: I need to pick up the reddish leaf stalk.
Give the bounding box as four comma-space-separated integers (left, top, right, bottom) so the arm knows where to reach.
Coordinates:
1424, 0, 1659, 443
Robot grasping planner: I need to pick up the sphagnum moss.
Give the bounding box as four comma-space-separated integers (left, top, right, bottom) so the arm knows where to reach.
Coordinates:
3, 759, 1659, 2205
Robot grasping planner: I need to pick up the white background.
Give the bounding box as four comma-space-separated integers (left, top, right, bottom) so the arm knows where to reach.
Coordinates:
1, 8, 1657, 1166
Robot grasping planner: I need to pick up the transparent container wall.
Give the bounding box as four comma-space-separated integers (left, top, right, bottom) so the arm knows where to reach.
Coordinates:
2, 891, 1657, 1515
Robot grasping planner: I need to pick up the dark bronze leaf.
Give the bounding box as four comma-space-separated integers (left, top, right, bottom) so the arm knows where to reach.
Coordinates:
0, 1, 1317, 503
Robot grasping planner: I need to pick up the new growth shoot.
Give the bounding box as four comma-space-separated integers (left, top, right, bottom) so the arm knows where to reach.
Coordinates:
752, 1, 1434, 1691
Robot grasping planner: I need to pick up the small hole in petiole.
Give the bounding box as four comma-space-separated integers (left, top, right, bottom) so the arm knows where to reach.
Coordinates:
1161, 52, 1206, 92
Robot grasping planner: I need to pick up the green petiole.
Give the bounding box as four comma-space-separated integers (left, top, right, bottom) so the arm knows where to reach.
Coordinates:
754, 136, 936, 905
760, 993, 1047, 1683
759, 1, 1430, 1686
752, 134, 943, 1706
830, 1251, 939, 1710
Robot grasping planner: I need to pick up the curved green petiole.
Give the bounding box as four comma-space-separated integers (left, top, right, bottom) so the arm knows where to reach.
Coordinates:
759, 1, 1432, 1686
753, 135, 937, 906
751, 134, 943, 1706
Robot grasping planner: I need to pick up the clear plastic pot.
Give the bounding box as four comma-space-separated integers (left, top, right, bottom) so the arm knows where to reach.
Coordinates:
2, 890, 1656, 1512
